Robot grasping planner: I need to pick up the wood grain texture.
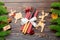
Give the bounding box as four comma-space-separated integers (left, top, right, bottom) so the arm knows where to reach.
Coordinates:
0, 0, 60, 2
0, 0, 60, 12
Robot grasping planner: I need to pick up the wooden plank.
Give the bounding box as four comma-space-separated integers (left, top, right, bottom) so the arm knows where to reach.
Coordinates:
5, 3, 51, 7
6, 6, 50, 12
0, 0, 59, 2
0, 0, 59, 12
4, 3, 51, 11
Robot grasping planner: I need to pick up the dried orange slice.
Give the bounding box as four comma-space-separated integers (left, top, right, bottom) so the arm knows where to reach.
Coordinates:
51, 13, 58, 19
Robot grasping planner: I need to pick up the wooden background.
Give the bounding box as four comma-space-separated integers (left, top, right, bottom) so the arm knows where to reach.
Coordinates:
0, 0, 60, 40
0, 0, 60, 12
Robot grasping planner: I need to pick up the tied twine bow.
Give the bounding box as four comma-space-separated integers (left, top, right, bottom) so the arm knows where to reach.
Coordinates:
21, 17, 37, 27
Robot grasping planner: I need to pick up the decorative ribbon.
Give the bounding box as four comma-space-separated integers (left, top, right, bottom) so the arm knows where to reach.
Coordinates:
21, 17, 37, 27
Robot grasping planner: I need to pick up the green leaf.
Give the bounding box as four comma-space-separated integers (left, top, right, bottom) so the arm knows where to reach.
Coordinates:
51, 9, 60, 15
56, 18, 60, 24
0, 37, 5, 40
0, 6, 8, 15
51, 2, 60, 8
0, 23, 8, 29
0, 15, 8, 22
0, 2, 4, 6
0, 31, 11, 37
49, 25, 57, 30
50, 19, 57, 23
49, 25, 60, 32
55, 32, 60, 37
